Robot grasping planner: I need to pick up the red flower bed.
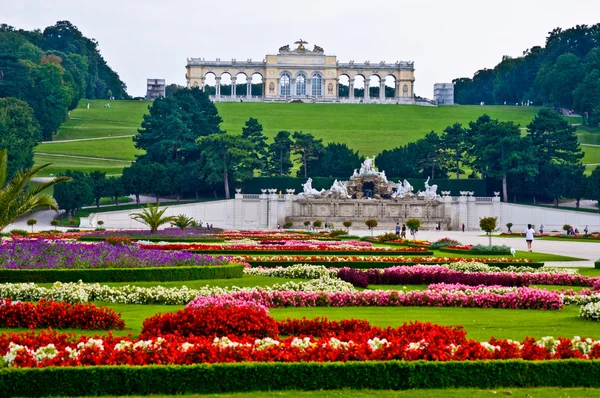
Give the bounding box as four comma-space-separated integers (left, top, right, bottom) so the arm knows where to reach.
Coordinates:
235, 255, 533, 264
139, 243, 429, 254
0, 299, 125, 330
445, 245, 473, 250
140, 305, 279, 339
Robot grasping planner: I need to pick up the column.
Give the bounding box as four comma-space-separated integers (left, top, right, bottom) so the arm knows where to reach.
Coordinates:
259, 193, 268, 228
231, 77, 237, 98
200, 78, 206, 92
307, 78, 312, 98
395, 79, 400, 99
268, 193, 279, 229
458, 194, 467, 231
291, 78, 296, 97
215, 77, 221, 98
443, 195, 453, 229
467, 194, 476, 231
349, 79, 355, 100
234, 192, 243, 229
246, 77, 252, 99
364, 79, 370, 100
379, 80, 385, 101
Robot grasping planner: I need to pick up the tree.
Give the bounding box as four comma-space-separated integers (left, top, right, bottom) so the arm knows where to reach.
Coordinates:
53, 170, 93, 217
0, 149, 70, 232
479, 216, 498, 246
198, 133, 259, 199
343, 220, 352, 232
365, 219, 378, 236
417, 131, 447, 179
88, 170, 107, 208
470, 115, 537, 202
308, 142, 364, 177
165, 83, 184, 97
441, 123, 470, 179
405, 218, 420, 240
26, 218, 37, 232
267, 131, 294, 177
130, 203, 176, 233
121, 164, 149, 205
241, 117, 268, 173
105, 176, 125, 206
50, 219, 59, 230
173, 214, 194, 230
292, 132, 325, 178
303, 220, 311, 229
0, 98, 42, 178
586, 166, 600, 212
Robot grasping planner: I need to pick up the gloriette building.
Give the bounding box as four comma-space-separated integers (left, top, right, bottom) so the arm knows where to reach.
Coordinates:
186, 39, 433, 104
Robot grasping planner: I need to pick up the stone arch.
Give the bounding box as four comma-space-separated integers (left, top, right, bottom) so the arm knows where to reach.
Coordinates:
219, 72, 232, 96
385, 74, 397, 98
337, 73, 350, 98
203, 72, 217, 95
280, 71, 292, 97
250, 72, 263, 97
295, 71, 308, 96
234, 72, 248, 97
368, 74, 381, 99
353, 74, 366, 98
311, 71, 324, 97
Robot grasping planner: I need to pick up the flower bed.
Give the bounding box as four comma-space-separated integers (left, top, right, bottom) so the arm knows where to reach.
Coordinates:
236, 255, 542, 269
139, 242, 432, 255
580, 302, 600, 321
337, 265, 599, 289
0, 299, 124, 330
80, 228, 223, 242
0, 240, 230, 270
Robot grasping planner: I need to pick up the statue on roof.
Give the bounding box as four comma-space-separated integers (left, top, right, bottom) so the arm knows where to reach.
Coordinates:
294, 39, 308, 51
313, 44, 324, 53
279, 44, 290, 53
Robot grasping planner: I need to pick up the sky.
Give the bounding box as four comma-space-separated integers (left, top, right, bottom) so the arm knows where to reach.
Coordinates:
3, 0, 600, 98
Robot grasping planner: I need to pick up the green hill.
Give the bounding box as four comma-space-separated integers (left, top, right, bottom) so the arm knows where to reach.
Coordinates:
33, 99, 599, 176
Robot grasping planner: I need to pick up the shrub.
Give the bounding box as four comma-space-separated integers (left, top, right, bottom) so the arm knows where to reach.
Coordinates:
468, 244, 512, 254
378, 232, 399, 242
329, 229, 348, 237
283, 221, 293, 229
506, 222, 513, 232
405, 219, 420, 239
50, 220, 60, 230
97, 220, 104, 226
26, 219, 37, 232
303, 220, 311, 228
66, 229, 80, 232
479, 217, 498, 245
343, 220, 352, 232
313, 220, 322, 229
563, 224, 573, 233
429, 238, 461, 249
140, 305, 278, 339
68, 219, 78, 226
9, 229, 28, 236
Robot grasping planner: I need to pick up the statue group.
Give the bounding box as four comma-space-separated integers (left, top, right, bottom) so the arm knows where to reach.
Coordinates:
299, 158, 439, 200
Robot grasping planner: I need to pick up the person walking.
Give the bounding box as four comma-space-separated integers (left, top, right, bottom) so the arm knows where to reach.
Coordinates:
524, 223, 535, 252
539, 224, 544, 234
461, 223, 465, 233
401, 224, 407, 239
395, 223, 401, 237
584, 225, 589, 235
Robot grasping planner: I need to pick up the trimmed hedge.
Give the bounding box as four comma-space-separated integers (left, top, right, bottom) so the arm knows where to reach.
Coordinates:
189, 250, 434, 256
595, 260, 600, 269
1, 360, 600, 396
79, 236, 225, 243
246, 261, 544, 269
439, 248, 512, 255
0, 264, 244, 283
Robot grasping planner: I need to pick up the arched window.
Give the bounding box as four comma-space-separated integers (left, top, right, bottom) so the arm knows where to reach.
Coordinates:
280, 73, 291, 97
296, 73, 306, 96
311, 72, 322, 96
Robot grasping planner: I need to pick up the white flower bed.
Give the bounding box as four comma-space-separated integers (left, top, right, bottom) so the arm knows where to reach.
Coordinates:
580, 302, 600, 321
244, 264, 337, 279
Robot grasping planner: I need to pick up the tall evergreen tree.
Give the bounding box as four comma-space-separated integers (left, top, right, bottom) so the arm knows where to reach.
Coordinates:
307, 142, 364, 178
292, 132, 325, 178
267, 131, 293, 177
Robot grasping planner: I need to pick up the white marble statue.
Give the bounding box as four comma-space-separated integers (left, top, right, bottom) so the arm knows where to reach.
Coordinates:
419, 177, 440, 200
392, 179, 414, 198
359, 156, 376, 176
379, 170, 388, 184
351, 169, 359, 180
329, 179, 350, 198
298, 178, 325, 196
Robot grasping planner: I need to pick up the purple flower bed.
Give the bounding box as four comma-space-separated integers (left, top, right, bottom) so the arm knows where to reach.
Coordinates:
82, 228, 219, 240
337, 266, 600, 290
0, 240, 230, 269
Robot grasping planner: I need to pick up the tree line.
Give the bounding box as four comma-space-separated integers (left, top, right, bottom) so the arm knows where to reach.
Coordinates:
454, 24, 600, 126
53, 88, 599, 214
0, 20, 128, 171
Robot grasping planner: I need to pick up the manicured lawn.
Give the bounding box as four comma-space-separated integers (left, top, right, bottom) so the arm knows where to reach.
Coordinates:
582, 145, 600, 164
56, 118, 138, 140
118, 388, 600, 397
33, 153, 132, 177
36, 136, 142, 160
429, 250, 585, 262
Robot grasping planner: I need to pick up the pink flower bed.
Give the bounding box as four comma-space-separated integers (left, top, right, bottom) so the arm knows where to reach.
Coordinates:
187, 287, 563, 310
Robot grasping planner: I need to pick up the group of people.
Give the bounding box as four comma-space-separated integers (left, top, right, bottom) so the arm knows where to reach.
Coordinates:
566, 225, 588, 235
395, 223, 407, 238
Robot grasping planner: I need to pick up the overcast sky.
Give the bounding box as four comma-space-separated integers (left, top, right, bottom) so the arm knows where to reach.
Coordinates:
4, 0, 600, 98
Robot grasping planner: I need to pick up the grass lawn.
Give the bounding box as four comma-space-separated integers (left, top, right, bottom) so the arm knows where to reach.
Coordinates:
576, 125, 600, 145
429, 249, 585, 262
582, 145, 600, 164
115, 388, 600, 397
56, 119, 138, 140
36, 136, 142, 160
33, 153, 132, 177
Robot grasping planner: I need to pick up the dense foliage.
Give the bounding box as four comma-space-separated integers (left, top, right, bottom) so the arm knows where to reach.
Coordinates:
0, 21, 128, 140
454, 24, 600, 125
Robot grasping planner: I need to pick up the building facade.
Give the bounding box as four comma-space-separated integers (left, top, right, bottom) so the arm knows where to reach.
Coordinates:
146, 79, 166, 99
434, 83, 454, 105
186, 40, 434, 105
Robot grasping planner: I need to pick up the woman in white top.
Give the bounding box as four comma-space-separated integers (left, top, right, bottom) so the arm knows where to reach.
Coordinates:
524, 224, 535, 252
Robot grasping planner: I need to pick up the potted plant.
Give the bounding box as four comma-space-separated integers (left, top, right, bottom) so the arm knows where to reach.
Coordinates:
405, 218, 420, 240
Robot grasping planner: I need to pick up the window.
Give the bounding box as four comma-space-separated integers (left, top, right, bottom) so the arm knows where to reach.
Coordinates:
296, 73, 306, 96
311, 73, 322, 96
280, 73, 291, 97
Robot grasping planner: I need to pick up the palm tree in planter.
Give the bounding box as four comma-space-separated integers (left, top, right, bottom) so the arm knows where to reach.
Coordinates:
26, 218, 37, 233
0, 149, 70, 233
131, 203, 176, 233
173, 214, 194, 230
365, 219, 378, 236
405, 218, 420, 240
343, 220, 352, 233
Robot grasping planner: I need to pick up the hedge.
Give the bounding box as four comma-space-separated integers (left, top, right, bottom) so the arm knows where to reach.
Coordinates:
0, 264, 244, 283
439, 248, 512, 255
1, 360, 600, 396
189, 250, 434, 256
246, 261, 544, 269
595, 260, 600, 269
79, 236, 225, 243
